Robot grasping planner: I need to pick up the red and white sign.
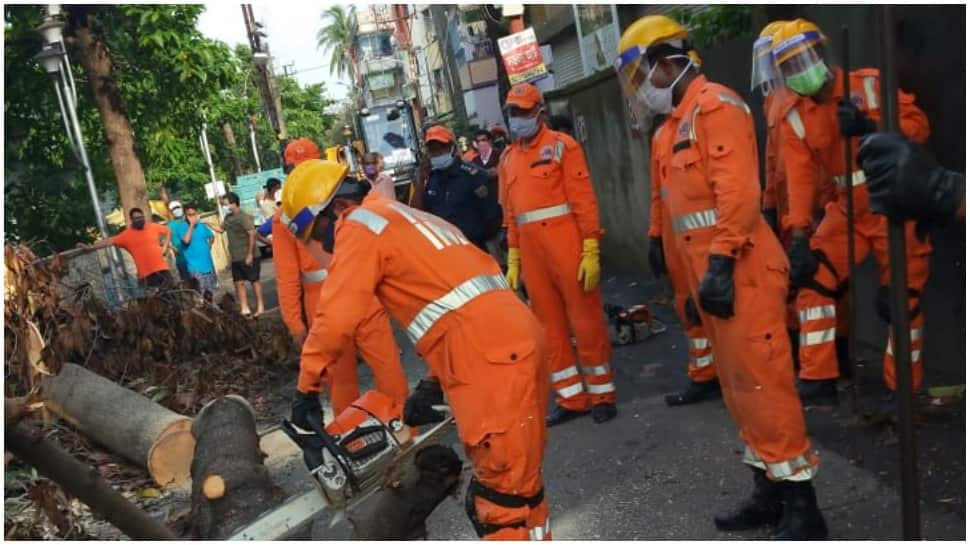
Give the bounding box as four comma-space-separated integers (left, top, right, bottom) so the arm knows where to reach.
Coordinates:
497, 27, 548, 85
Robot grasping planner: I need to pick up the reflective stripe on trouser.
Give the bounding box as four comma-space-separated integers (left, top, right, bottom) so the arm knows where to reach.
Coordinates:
743, 445, 819, 482
883, 317, 925, 393
796, 202, 931, 384
518, 215, 614, 411
327, 300, 409, 415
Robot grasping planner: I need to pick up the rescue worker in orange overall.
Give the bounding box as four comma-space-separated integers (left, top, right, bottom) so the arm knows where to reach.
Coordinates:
617, 16, 827, 538
284, 159, 552, 540
755, 22, 849, 381
499, 83, 618, 427
275, 139, 409, 415
772, 20, 932, 407
649, 90, 721, 406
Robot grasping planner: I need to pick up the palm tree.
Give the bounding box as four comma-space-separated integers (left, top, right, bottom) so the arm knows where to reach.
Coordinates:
317, 5, 359, 83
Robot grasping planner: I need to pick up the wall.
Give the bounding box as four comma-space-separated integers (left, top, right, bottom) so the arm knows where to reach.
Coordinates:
463, 85, 504, 131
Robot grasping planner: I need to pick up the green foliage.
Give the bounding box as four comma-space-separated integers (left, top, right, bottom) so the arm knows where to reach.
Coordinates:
669, 6, 753, 49
4, 5, 339, 249
316, 5, 358, 81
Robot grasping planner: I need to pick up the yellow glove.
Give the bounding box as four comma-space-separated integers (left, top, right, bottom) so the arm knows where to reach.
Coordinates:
506, 248, 521, 290
577, 238, 601, 292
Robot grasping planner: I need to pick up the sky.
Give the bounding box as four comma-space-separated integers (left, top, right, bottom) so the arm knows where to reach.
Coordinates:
196, 2, 352, 102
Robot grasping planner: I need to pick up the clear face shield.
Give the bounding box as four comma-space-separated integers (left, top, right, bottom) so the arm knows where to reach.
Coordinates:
616, 45, 694, 124
773, 31, 831, 97
751, 35, 782, 97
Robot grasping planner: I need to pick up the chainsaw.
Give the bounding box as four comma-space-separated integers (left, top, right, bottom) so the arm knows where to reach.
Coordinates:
604, 303, 667, 346
229, 390, 455, 540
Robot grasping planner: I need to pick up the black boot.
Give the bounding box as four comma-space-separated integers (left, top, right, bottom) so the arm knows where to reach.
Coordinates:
591, 403, 617, 423
714, 467, 783, 531
797, 378, 839, 407
665, 379, 722, 406
546, 405, 589, 427
771, 480, 828, 539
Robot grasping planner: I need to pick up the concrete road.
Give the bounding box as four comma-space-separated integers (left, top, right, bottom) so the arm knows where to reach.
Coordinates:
251, 259, 965, 540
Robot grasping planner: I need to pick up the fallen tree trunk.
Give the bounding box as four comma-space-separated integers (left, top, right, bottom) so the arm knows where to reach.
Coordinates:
347, 444, 464, 539
41, 363, 194, 487
189, 395, 286, 538
5, 421, 176, 539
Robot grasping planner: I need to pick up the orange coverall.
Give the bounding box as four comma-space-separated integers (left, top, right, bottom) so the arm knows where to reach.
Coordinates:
781, 68, 932, 391
664, 75, 817, 481
272, 210, 408, 415
500, 124, 616, 412
649, 119, 717, 383
299, 194, 551, 540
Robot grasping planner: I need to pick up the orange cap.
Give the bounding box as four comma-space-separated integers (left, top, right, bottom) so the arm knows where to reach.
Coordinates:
504, 83, 544, 110
284, 138, 321, 167
424, 125, 454, 145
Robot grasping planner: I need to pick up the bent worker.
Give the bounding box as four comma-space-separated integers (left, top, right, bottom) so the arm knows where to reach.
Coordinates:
500, 83, 618, 426
284, 159, 551, 540
772, 19, 932, 406
617, 15, 826, 538
275, 139, 409, 415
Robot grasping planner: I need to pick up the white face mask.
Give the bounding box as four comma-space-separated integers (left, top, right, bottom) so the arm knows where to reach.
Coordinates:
172, 208, 184, 218
637, 56, 692, 115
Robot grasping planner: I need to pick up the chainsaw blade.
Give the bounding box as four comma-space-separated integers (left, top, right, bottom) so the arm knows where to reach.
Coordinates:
229, 411, 455, 540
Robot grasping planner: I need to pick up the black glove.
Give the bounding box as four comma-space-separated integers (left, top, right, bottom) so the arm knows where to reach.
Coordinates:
763, 208, 779, 234
788, 235, 819, 288
291, 390, 325, 436
858, 132, 965, 226
647, 236, 667, 278
684, 296, 702, 326
837, 99, 877, 138
403, 379, 446, 426
698, 254, 735, 319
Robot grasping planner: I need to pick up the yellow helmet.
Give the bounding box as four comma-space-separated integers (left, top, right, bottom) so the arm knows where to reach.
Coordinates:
771, 18, 827, 66
280, 159, 349, 241
615, 15, 699, 104
751, 20, 789, 93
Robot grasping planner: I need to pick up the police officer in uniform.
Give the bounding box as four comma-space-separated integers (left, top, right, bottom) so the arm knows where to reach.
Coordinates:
420, 124, 503, 251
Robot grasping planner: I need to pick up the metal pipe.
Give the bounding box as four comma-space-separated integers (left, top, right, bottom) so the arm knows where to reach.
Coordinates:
55, 58, 124, 302
878, 5, 921, 539
199, 121, 224, 222
840, 26, 861, 415
249, 117, 262, 172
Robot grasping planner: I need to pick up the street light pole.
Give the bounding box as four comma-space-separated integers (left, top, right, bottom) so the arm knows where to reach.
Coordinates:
35, 6, 125, 303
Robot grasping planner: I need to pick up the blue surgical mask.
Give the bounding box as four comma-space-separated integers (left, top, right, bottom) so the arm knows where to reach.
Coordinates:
364, 164, 379, 178
430, 153, 455, 171
509, 115, 540, 139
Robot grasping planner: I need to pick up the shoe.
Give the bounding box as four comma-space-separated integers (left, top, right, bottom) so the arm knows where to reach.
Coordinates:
797, 379, 839, 407
714, 466, 783, 531
665, 379, 722, 406
546, 405, 589, 427
591, 403, 617, 423
771, 480, 828, 539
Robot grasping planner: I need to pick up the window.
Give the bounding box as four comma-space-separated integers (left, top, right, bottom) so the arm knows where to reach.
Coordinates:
358, 33, 393, 59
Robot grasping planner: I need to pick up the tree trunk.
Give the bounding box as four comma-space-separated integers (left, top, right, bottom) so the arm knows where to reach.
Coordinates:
5, 421, 177, 539
41, 363, 195, 488
222, 121, 244, 178
71, 12, 150, 225
189, 395, 286, 538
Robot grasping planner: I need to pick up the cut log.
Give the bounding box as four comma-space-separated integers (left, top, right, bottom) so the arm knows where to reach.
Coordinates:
41, 363, 194, 487
347, 444, 464, 539
5, 421, 176, 539
189, 395, 286, 539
